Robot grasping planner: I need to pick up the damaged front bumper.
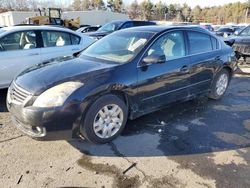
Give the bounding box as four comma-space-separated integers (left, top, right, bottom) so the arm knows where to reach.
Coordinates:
6, 94, 83, 140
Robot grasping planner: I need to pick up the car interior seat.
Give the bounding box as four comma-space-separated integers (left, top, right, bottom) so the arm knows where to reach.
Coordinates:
172, 42, 185, 58
23, 33, 36, 49
56, 36, 65, 46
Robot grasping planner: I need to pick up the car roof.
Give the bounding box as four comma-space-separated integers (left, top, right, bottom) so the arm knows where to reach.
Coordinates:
106, 20, 155, 24
1, 25, 74, 34
123, 25, 211, 34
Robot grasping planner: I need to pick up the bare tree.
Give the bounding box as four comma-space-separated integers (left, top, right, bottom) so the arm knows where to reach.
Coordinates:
127, 0, 139, 19
72, 0, 82, 11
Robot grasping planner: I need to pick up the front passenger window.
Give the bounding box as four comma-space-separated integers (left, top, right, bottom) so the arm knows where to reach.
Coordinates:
0, 31, 37, 51
147, 31, 186, 60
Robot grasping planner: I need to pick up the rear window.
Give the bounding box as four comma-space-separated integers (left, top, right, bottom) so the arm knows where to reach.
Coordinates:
218, 28, 234, 32
134, 22, 156, 26
121, 22, 134, 29
188, 31, 212, 54
70, 34, 81, 45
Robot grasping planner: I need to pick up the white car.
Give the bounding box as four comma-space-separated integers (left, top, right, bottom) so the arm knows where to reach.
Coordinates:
0, 25, 95, 89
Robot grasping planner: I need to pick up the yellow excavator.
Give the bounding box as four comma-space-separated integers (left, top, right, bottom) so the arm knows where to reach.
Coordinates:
26, 8, 80, 30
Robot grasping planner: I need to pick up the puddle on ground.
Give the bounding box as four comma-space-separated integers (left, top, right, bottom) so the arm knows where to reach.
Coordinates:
189, 118, 206, 126
214, 132, 250, 146
213, 104, 250, 112
77, 155, 140, 188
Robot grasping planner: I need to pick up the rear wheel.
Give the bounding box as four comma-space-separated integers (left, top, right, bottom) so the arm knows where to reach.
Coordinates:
209, 69, 230, 100
81, 94, 128, 144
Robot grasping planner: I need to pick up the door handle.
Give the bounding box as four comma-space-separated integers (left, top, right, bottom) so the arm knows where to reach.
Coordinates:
180, 65, 190, 73
29, 53, 39, 56
72, 48, 80, 51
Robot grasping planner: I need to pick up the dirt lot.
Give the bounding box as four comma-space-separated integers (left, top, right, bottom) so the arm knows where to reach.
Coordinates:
1, 69, 250, 188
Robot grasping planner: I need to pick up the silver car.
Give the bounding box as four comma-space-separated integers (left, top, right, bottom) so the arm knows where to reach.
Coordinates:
0, 25, 94, 89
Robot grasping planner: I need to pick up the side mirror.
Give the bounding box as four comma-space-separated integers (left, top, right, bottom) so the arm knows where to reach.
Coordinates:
224, 39, 235, 47
142, 55, 166, 65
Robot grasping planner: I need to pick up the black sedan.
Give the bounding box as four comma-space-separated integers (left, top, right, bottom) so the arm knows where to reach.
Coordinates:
87, 20, 156, 40
7, 26, 237, 144
215, 26, 237, 38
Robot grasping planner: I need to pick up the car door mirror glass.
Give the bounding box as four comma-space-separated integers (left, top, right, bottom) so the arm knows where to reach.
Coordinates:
142, 55, 166, 65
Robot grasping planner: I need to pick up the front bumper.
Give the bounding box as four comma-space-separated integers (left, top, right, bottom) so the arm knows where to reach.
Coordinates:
233, 44, 250, 57
7, 98, 83, 140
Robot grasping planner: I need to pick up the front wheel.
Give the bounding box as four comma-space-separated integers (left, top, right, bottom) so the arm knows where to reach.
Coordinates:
209, 69, 230, 100
81, 94, 128, 144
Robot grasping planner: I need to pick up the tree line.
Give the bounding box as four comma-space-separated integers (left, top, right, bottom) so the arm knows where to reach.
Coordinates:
1, 0, 250, 24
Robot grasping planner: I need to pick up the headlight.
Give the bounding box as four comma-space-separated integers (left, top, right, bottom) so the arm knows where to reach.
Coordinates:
33, 82, 83, 108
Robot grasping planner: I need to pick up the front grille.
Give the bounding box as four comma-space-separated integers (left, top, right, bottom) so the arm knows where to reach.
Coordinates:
8, 82, 31, 105
233, 44, 250, 55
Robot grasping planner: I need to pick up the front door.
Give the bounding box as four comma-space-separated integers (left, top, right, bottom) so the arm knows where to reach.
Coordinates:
137, 30, 191, 113
0, 30, 41, 88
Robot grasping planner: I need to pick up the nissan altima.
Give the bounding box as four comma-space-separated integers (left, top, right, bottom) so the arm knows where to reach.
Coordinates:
7, 26, 237, 144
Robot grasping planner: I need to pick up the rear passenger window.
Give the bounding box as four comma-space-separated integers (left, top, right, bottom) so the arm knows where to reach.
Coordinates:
71, 34, 81, 45
188, 31, 212, 54
41, 31, 71, 47
211, 37, 219, 50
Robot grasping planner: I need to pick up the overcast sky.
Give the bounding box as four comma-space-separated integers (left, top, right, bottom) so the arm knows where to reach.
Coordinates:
122, 0, 247, 8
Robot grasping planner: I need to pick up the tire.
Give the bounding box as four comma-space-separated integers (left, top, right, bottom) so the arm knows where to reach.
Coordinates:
208, 69, 230, 100
81, 94, 128, 144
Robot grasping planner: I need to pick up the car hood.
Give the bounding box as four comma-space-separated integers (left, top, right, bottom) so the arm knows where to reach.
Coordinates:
231, 36, 250, 44
15, 56, 118, 95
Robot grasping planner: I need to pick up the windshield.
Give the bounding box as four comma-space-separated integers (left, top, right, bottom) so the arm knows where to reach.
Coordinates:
98, 22, 123, 32
239, 26, 250, 36
80, 31, 154, 64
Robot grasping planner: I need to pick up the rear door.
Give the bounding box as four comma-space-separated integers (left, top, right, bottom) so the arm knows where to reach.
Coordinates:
0, 30, 41, 88
186, 31, 221, 95
40, 30, 81, 62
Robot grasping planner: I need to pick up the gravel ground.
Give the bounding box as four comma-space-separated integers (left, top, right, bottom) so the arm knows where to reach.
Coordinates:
0, 71, 250, 188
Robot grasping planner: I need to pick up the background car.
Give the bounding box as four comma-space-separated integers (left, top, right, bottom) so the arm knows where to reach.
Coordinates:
227, 25, 250, 64
7, 26, 237, 144
76, 25, 101, 33
87, 20, 156, 40
215, 26, 237, 38
0, 25, 95, 89
200, 24, 214, 32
